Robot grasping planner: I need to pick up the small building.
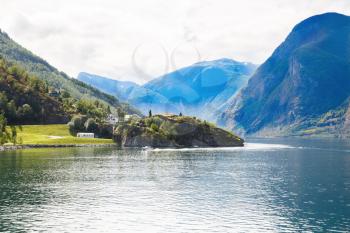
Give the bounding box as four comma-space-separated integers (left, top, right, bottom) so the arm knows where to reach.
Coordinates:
77, 132, 95, 138
106, 114, 118, 125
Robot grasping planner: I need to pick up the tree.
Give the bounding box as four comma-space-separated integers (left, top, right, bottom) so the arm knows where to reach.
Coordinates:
117, 107, 125, 122
17, 104, 33, 119
68, 115, 86, 134
9, 126, 17, 145
84, 118, 98, 133
0, 92, 8, 112
75, 99, 108, 120
30, 78, 42, 92
0, 114, 8, 145
22, 104, 33, 116
6, 100, 17, 120
179, 112, 183, 116
0, 114, 20, 145
94, 100, 100, 108
61, 90, 71, 98
149, 110, 152, 117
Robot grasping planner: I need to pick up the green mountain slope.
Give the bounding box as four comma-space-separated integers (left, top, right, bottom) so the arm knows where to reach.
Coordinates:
0, 57, 68, 124
0, 29, 138, 114
0, 56, 128, 131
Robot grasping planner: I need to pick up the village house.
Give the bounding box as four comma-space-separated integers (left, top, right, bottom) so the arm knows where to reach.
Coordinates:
77, 132, 95, 138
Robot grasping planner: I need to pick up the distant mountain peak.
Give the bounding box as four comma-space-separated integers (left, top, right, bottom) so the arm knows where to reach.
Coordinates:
302, 12, 349, 22
79, 58, 257, 121
293, 12, 350, 33
193, 58, 255, 67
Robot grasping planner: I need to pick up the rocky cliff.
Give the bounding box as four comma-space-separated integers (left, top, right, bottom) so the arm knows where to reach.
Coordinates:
219, 13, 350, 137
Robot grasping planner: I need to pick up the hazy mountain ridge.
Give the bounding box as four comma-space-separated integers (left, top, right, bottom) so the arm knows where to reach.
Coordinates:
79, 58, 256, 121
78, 72, 177, 114
77, 72, 139, 101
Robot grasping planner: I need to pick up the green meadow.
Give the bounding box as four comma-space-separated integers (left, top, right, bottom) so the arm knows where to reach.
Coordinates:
10, 124, 114, 145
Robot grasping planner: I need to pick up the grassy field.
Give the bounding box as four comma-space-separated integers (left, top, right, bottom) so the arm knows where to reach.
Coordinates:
9, 124, 114, 145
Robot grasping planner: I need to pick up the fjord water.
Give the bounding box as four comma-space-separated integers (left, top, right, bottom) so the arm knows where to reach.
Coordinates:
0, 139, 349, 232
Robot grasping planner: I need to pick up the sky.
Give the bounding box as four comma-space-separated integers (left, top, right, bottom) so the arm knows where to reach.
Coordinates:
0, 0, 349, 84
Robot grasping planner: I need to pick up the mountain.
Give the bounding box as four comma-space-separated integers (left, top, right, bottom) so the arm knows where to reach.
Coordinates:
78, 72, 175, 114
0, 29, 138, 115
219, 13, 350, 137
79, 58, 256, 120
144, 58, 256, 119
0, 56, 126, 127
78, 72, 139, 101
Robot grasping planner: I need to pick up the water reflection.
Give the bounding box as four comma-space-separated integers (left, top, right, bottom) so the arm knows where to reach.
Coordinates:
0, 140, 349, 232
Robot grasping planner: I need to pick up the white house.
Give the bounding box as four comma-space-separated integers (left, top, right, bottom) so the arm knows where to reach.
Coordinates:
106, 114, 118, 125
77, 133, 95, 138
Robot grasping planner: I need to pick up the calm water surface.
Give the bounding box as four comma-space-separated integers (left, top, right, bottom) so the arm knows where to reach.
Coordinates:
0, 138, 349, 232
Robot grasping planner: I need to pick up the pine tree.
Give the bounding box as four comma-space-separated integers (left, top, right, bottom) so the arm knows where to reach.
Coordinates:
0, 114, 8, 145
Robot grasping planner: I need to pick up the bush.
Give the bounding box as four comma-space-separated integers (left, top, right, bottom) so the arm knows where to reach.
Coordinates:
98, 124, 113, 138
152, 116, 162, 127
159, 121, 177, 139
68, 115, 87, 134
72, 115, 84, 129
145, 118, 153, 127
17, 104, 33, 119
0, 114, 8, 145
150, 123, 159, 132
84, 118, 98, 133
0, 114, 21, 145
67, 121, 75, 134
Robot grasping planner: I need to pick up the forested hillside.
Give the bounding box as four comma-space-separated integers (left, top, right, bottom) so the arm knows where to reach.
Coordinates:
0, 57, 117, 126
0, 29, 138, 114
0, 57, 67, 124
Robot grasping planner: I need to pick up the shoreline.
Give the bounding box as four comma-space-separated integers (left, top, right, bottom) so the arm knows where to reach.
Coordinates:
0, 143, 117, 151
1, 143, 245, 152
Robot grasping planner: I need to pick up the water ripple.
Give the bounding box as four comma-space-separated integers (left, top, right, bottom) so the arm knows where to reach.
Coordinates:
0, 141, 349, 232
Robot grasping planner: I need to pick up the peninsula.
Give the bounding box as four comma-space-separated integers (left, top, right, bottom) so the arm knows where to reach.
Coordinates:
113, 114, 244, 148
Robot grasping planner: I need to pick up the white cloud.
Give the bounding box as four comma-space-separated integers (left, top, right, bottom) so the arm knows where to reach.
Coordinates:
0, 0, 349, 83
